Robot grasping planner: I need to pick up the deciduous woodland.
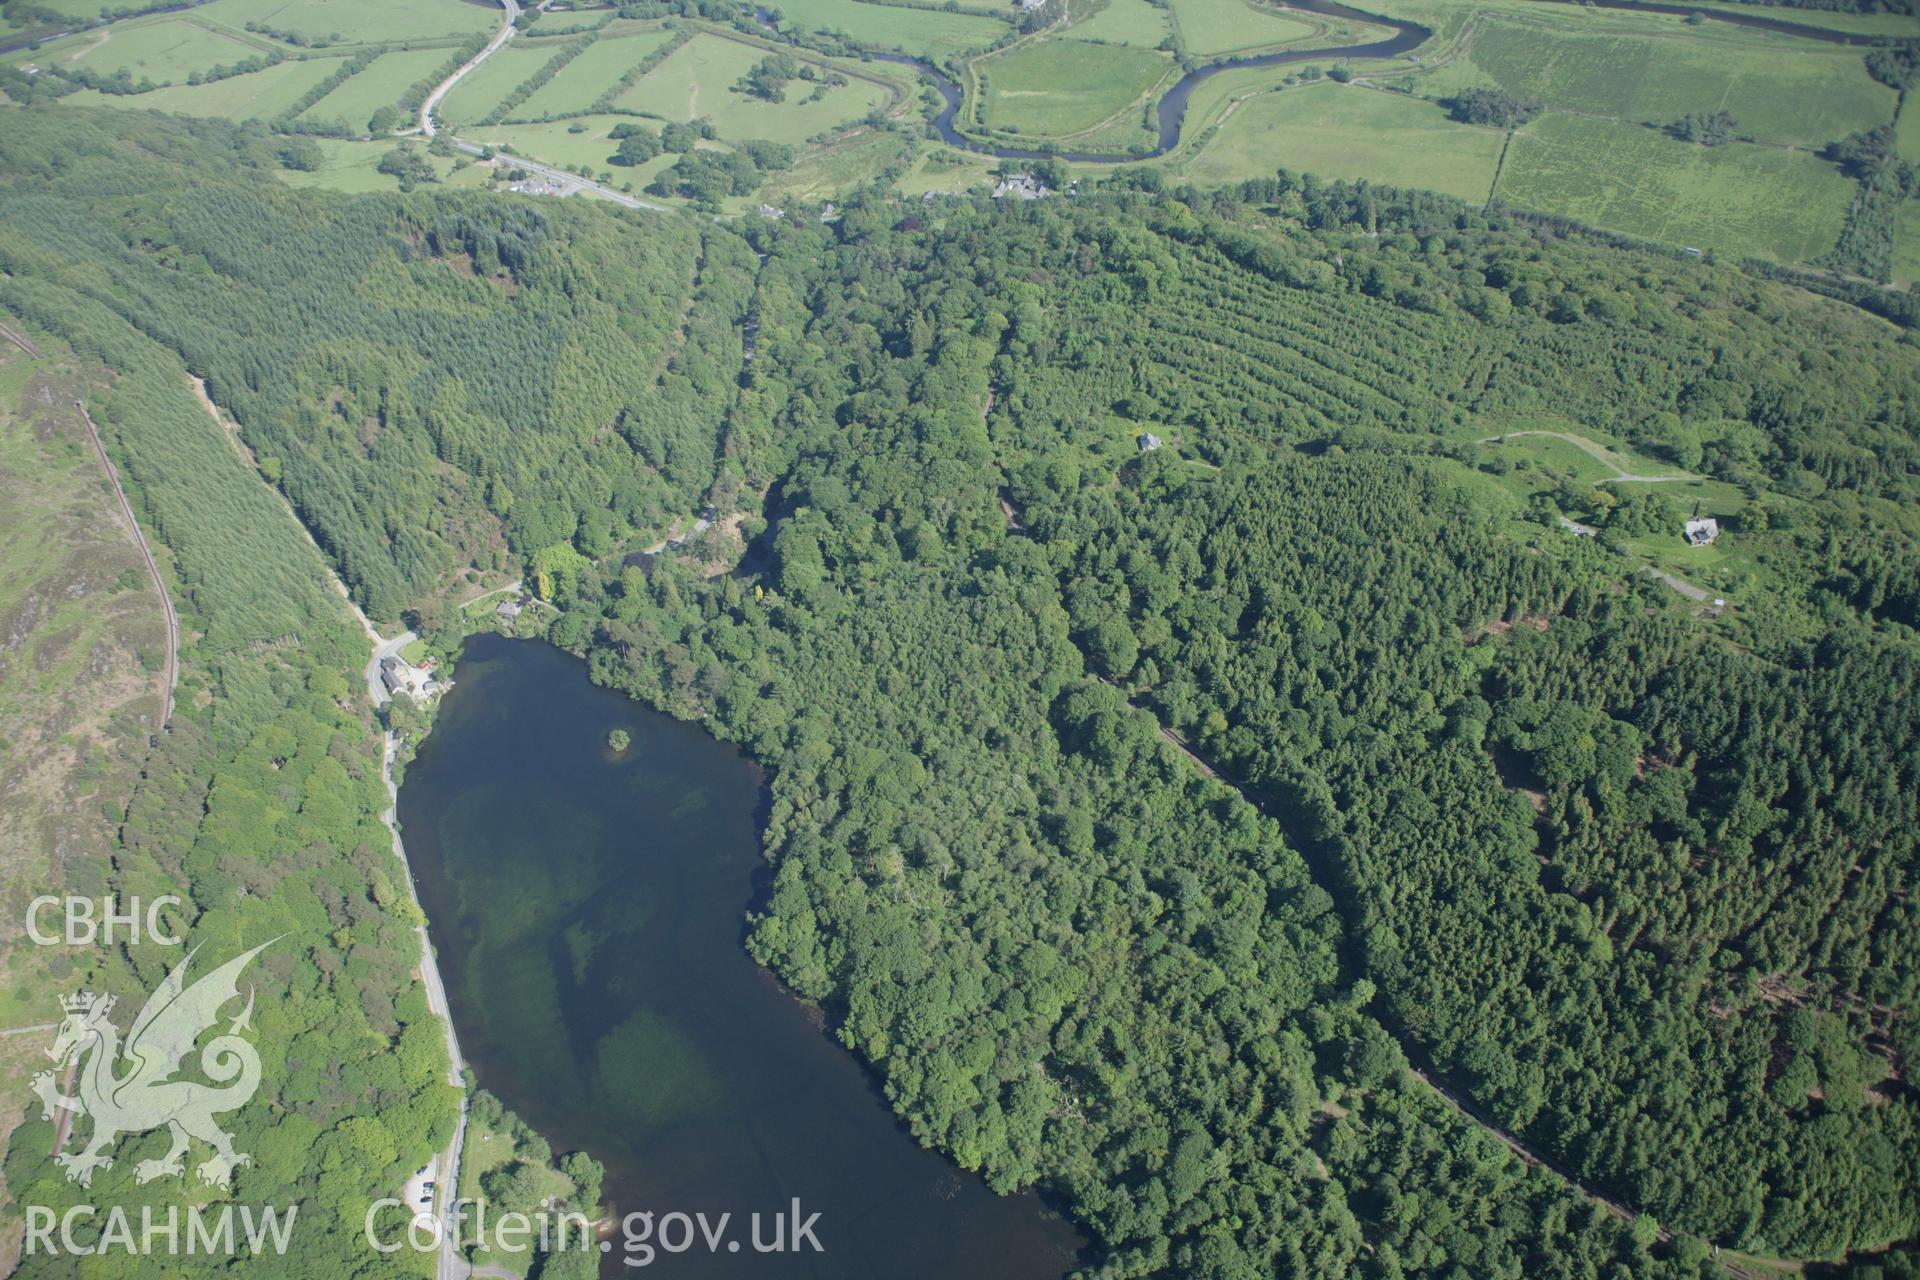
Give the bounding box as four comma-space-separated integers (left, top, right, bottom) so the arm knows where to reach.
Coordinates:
1, 109, 1916, 1280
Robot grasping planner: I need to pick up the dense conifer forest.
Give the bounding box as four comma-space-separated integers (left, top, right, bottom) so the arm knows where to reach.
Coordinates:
0, 250, 461, 1272
2, 107, 1917, 1279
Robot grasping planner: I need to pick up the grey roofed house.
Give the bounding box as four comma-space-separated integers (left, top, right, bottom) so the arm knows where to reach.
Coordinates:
496, 599, 522, 621
1137, 432, 1162, 452
1683, 516, 1720, 547
380, 654, 433, 698
992, 174, 1050, 200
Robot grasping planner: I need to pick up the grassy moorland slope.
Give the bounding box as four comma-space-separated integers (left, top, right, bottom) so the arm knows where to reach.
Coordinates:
0, 334, 174, 1274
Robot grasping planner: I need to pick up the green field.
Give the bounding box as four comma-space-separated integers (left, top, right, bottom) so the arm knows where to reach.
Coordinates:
470, 114, 642, 172
297, 45, 451, 125
980, 38, 1170, 138
276, 138, 497, 192
437, 40, 551, 123
1070, 0, 1173, 48
1498, 112, 1853, 263
1475, 427, 1696, 487
1610, 0, 1920, 38
59, 55, 344, 117
514, 28, 675, 117
765, 126, 921, 201
1, 0, 1896, 273
765, 0, 1010, 58
33, 17, 265, 83
468, 115, 696, 187
194, 0, 499, 45
18, 0, 121, 16
1360, 0, 1914, 48
1170, 0, 1317, 56
1182, 82, 1505, 199
1899, 97, 1920, 163
1414, 17, 1896, 148
614, 34, 891, 145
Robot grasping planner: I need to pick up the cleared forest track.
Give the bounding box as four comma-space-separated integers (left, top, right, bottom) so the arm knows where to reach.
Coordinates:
73, 399, 178, 729
0, 319, 43, 361
188, 376, 384, 645
4, 319, 181, 730
1478, 428, 1694, 484
1106, 678, 1792, 1277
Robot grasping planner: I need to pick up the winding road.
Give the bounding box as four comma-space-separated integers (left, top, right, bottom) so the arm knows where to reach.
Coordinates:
184, 365, 470, 1280
420, 0, 668, 213
417, 0, 525, 138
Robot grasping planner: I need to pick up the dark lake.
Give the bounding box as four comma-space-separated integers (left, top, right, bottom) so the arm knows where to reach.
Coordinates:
399, 634, 1084, 1278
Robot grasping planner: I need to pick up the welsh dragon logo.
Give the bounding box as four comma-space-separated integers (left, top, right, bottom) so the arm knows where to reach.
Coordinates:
32, 941, 273, 1188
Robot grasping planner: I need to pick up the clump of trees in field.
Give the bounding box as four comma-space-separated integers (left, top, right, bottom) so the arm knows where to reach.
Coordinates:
1668, 108, 1740, 145
1446, 86, 1543, 127
733, 52, 814, 102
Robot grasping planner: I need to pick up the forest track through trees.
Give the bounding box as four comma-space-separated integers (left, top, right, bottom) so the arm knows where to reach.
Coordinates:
0, 318, 42, 361
7, 317, 186, 731
1104, 675, 1791, 1277
74, 397, 178, 730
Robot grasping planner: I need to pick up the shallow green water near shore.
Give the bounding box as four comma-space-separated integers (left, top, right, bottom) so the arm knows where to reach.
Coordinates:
399, 634, 1083, 1277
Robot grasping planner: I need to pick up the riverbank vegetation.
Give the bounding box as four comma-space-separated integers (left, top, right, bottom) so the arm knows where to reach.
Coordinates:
2, 106, 1918, 1278
458, 1089, 604, 1278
